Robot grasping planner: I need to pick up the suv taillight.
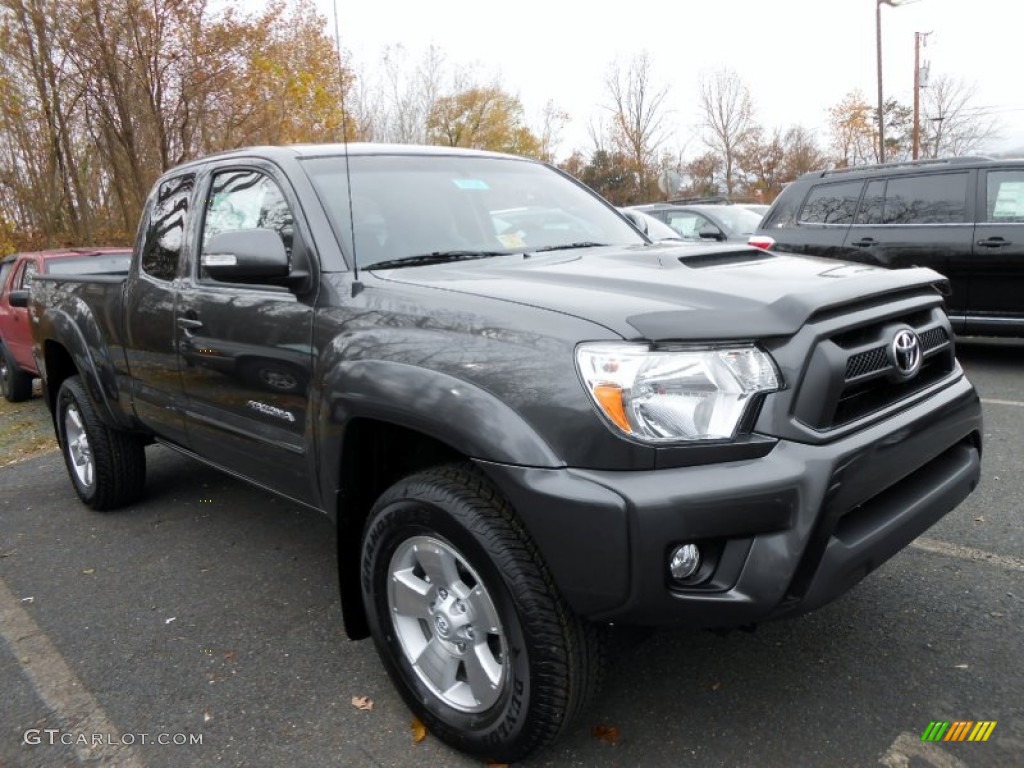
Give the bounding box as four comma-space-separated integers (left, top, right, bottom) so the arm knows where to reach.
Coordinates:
748, 235, 775, 250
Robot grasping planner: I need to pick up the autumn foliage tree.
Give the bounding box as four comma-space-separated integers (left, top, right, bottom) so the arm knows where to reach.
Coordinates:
0, 0, 352, 251
426, 84, 542, 157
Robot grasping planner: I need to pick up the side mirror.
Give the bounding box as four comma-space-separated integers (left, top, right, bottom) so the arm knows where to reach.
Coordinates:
201, 229, 289, 282
698, 223, 725, 241
621, 210, 649, 235
8, 289, 29, 308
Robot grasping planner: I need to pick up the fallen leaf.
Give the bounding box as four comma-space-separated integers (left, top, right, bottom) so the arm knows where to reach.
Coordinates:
974, 515, 985, 522
591, 724, 621, 746
82, 568, 95, 575
411, 717, 427, 744
203, 710, 213, 723
351, 695, 373, 711
712, 682, 721, 691
223, 650, 237, 663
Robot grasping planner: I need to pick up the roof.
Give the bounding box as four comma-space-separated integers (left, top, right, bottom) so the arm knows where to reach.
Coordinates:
166, 142, 526, 172
4, 247, 131, 261
797, 155, 1024, 182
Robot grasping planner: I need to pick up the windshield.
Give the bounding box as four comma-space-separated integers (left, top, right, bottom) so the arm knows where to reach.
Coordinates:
303, 154, 645, 268
712, 206, 765, 235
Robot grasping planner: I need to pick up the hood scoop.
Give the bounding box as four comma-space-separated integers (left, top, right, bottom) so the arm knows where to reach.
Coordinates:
670, 247, 774, 269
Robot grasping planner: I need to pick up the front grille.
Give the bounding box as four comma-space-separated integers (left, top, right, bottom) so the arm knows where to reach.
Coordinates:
795, 308, 955, 431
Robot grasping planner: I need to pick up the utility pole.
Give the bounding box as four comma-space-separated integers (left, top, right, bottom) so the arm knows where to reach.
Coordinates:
912, 32, 931, 160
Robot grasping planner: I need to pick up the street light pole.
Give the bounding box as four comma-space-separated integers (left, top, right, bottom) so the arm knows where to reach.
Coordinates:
876, 0, 902, 164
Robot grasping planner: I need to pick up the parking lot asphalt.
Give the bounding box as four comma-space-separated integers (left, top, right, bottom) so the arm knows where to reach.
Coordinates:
1, 339, 1022, 768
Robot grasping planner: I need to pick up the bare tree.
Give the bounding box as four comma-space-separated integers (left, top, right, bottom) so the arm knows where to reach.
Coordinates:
536, 100, 569, 164
921, 74, 1000, 158
604, 52, 669, 197
698, 67, 755, 194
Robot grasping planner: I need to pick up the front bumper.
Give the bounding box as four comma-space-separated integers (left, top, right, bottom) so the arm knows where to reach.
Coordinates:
478, 374, 982, 628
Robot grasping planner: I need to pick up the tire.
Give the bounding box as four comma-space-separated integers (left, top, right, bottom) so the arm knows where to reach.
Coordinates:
361, 464, 605, 762
0, 342, 33, 402
55, 375, 146, 510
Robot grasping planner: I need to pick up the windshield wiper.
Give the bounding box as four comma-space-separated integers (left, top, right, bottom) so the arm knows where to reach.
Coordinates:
367, 250, 510, 270
532, 241, 610, 253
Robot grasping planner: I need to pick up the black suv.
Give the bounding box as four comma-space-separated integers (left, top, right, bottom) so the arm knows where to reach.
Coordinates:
753, 156, 1024, 337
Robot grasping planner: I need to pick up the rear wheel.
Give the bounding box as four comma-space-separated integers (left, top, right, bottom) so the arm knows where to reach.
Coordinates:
0, 343, 33, 402
360, 464, 605, 762
56, 376, 146, 510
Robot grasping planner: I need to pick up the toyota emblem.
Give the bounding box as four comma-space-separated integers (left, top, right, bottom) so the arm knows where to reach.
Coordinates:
889, 328, 922, 379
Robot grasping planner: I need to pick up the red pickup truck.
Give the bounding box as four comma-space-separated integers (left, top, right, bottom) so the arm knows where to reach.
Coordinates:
0, 248, 131, 401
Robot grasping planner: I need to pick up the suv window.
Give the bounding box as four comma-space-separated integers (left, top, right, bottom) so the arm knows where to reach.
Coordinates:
881, 173, 967, 224
141, 174, 194, 281
799, 181, 863, 225
986, 170, 1024, 222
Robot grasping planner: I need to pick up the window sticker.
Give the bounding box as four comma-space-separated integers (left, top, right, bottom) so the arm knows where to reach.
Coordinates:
992, 182, 1024, 219
496, 232, 525, 248
453, 179, 489, 190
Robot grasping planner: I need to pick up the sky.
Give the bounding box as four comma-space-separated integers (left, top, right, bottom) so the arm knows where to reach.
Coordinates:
314, 0, 1023, 159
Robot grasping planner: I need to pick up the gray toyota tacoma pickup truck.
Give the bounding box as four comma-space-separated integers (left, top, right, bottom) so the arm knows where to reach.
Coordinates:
27, 144, 983, 761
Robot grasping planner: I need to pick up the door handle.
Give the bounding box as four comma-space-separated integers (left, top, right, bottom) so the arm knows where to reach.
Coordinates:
849, 238, 877, 247
177, 317, 203, 333
976, 237, 1010, 248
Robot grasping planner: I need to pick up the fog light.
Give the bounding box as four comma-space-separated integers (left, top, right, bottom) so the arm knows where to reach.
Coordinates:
669, 543, 701, 580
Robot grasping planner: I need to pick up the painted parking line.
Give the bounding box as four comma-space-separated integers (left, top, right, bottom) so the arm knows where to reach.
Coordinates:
911, 537, 1024, 573
0, 576, 145, 767
980, 398, 1024, 408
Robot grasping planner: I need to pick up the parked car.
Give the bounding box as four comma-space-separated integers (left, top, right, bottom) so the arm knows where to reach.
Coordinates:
618, 207, 688, 241
29, 144, 981, 762
0, 247, 130, 401
751, 156, 1024, 337
627, 202, 765, 243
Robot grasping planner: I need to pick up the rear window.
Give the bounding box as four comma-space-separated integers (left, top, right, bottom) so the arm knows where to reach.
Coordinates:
799, 181, 863, 225
881, 173, 967, 224
46, 254, 132, 276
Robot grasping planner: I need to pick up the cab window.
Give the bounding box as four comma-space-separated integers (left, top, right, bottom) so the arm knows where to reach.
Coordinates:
201, 170, 295, 253
140, 174, 195, 281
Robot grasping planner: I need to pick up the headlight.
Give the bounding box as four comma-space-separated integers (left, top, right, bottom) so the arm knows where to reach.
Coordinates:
575, 343, 780, 442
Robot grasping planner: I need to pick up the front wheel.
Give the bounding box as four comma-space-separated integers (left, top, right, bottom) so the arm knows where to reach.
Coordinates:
56, 375, 146, 510
361, 464, 604, 762
0, 342, 33, 402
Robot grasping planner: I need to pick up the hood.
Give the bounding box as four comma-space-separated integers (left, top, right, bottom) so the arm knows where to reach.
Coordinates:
372, 244, 948, 340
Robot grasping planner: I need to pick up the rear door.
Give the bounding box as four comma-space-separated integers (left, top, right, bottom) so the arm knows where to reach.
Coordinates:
842, 171, 974, 325
176, 163, 317, 503
972, 168, 1024, 333
123, 173, 195, 447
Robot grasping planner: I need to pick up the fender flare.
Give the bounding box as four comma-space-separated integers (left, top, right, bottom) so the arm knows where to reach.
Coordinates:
316, 358, 563, 510
38, 304, 129, 430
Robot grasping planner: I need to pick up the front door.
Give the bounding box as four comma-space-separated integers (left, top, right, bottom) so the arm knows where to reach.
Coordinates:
177, 166, 317, 503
